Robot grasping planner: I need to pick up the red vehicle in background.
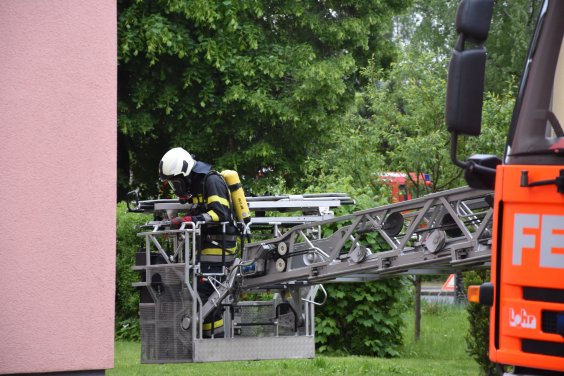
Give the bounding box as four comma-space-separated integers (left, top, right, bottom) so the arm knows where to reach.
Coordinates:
374, 172, 433, 203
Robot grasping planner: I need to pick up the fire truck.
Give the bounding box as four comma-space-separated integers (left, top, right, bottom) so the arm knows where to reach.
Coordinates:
127, 0, 563, 373
446, 0, 564, 373
374, 172, 433, 203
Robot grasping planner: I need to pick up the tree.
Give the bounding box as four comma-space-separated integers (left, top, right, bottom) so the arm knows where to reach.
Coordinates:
357, 38, 514, 372
393, 0, 458, 57
394, 0, 541, 95
117, 0, 410, 199
303, 42, 514, 357
485, 0, 542, 94
301, 93, 387, 191
302, 46, 513, 196
359, 48, 512, 193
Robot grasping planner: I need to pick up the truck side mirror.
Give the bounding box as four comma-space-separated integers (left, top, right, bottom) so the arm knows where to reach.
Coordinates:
446, 0, 494, 137
446, 0, 497, 189
446, 48, 487, 136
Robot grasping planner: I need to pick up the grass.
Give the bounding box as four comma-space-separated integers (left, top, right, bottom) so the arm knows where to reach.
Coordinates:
399, 303, 478, 375
109, 303, 479, 376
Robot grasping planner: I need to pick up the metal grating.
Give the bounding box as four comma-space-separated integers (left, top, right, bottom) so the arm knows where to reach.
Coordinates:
140, 322, 155, 362
141, 298, 193, 362
140, 264, 195, 363
235, 301, 299, 337
236, 301, 275, 337
147, 264, 185, 287
193, 336, 315, 362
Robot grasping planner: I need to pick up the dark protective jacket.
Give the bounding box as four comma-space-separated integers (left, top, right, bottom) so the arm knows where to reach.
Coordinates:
189, 162, 237, 263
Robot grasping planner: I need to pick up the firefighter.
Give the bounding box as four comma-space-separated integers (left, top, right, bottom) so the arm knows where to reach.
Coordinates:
159, 147, 238, 338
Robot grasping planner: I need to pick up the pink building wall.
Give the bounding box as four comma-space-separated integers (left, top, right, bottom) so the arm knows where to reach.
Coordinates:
0, 1, 116, 374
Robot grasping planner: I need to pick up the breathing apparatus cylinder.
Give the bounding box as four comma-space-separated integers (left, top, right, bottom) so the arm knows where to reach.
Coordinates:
221, 170, 251, 223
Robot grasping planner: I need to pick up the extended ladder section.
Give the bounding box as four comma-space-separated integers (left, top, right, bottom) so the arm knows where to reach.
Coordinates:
241, 187, 493, 288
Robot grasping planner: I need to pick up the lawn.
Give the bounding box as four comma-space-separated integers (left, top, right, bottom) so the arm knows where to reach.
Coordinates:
109, 304, 479, 376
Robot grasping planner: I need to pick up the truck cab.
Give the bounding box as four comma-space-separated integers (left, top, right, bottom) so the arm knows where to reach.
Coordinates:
447, 0, 564, 373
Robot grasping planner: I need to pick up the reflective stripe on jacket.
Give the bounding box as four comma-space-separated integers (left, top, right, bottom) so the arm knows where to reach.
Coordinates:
190, 171, 238, 260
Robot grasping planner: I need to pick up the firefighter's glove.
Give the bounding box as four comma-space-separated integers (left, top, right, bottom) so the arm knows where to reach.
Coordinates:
170, 216, 193, 229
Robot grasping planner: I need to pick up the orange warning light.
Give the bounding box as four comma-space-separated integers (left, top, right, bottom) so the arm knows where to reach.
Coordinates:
467, 285, 481, 303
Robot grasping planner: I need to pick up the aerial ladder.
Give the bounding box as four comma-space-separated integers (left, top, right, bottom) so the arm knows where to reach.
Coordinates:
128, 187, 493, 362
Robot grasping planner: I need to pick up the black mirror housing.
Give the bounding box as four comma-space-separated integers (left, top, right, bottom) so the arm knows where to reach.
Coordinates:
464, 154, 501, 190
446, 48, 487, 136
455, 0, 494, 44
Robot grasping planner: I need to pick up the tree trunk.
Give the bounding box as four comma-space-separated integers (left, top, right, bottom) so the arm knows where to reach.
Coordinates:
414, 275, 421, 341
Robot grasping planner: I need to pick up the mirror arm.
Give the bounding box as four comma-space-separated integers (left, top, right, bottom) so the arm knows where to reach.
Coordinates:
467, 160, 498, 175
450, 132, 498, 177
450, 133, 469, 169
454, 34, 465, 52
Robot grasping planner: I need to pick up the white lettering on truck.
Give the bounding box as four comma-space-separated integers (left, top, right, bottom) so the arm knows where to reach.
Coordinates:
509, 308, 537, 329
512, 214, 564, 269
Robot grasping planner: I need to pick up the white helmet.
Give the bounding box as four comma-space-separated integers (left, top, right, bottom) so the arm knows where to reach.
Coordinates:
159, 147, 195, 180
159, 147, 195, 197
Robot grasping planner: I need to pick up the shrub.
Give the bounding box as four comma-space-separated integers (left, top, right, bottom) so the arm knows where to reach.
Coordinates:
115, 202, 148, 341
316, 279, 408, 357
464, 270, 496, 375
309, 176, 409, 357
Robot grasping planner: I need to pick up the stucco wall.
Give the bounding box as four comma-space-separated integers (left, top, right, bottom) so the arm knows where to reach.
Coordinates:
0, 1, 116, 374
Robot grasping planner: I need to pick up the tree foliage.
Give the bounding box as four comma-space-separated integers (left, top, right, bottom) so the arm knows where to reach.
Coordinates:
485, 0, 541, 94
308, 47, 513, 195
118, 0, 410, 198
394, 0, 458, 56
362, 50, 458, 192
394, 0, 540, 94
304, 23, 514, 361
390, 1, 531, 370
301, 95, 386, 191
